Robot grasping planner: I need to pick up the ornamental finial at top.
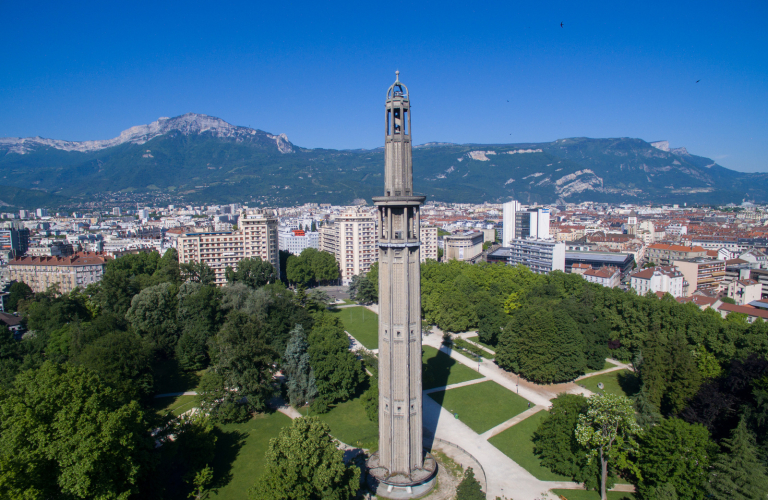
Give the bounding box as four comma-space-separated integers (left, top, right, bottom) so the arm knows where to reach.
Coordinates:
395, 70, 400, 82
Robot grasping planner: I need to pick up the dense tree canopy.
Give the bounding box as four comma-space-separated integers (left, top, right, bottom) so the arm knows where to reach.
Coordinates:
0, 362, 153, 499
286, 248, 339, 287
226, 256, 277, 288
307, 315, 364, 410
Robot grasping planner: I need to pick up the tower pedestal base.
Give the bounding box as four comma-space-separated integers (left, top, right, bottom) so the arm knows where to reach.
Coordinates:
366, 451, 438, 499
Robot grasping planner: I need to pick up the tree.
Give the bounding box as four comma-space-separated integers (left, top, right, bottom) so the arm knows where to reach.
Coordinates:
153, 248, 182, 285
207, 311, 278, 419
706, 417, 768, 500
456, 468, 484, 500
308, 315, 364, 407
125, 282, 180, 355
75, 330, 155, 401
249, 417, 360, 500
636, 418, 717, 500
533, 394, 603, 488
227, 257, 277, 288
310, 250, 340, 285
0, 362, 152, 499
496, 306, 586, 384
286, 255, 312, 287
5, 281, 32, 312
361, 383, 378, 423
283, 325, 317, 407
575, 393, 641, 500
181, 261, 216, 285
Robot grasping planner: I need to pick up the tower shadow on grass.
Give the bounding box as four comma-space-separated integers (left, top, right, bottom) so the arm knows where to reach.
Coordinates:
209, 427, 248, 492
422, 346, 460, 451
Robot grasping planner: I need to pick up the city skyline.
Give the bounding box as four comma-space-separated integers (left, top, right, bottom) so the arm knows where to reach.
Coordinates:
1, 1, 767, 172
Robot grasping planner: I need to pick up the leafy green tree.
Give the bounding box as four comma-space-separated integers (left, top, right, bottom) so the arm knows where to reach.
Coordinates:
5, 281, 32, 312
310, 250, 340, 285
227, 257, 277, 288
496, 306, 586, 383
456, 468, 484, 500
0, 362, 152, 499
575, 393, 641, 500
181, 261, 216, 285
308, 315, 364, 407
249, 417, 360, 500
706, 417, 768, 500
475, 297, 505, 346
208, 311, 277, 417
286, 255, 312, 287
75, 330, 155, 401
175, 282, 222, 370
361, 383, 378, 423
533, 394, 602, 488
636, 418, 717, 500
283, 325, 318, 407
633, 386, 662, 429
125, 282, 180, 355
152, 248, 182, 285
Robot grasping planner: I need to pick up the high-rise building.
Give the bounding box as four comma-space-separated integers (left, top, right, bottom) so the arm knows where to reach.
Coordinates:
278, 228, 320, 255
113, 207, 121, 216
335, 208, 377, 285
504, 237, 565, 274
367, 72, 436, 496
502, 201, 550, 244
0, 228, 30, 259
240, 210, 279, 271
35, 208, 48, 218
419, 225, 438, 262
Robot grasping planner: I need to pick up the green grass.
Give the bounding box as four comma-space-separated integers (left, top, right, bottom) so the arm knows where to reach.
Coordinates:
550, 489, 635, 500
316, 394, 379, 451
152, 395, 198, 416
466, 336, 497, 352
579, 369, 640, 398
583, 360, 619, 375
427, 381, 530, 434
489, 409, 571, 481
329, 306, 379, 350
422, 345, 483, 390
208, 412, 293, 500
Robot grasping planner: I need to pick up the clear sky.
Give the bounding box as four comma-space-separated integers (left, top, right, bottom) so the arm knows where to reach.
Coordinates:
1, 0, 766, 172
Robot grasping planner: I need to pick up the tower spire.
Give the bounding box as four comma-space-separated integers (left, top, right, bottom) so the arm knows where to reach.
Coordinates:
368, 72, 436, 497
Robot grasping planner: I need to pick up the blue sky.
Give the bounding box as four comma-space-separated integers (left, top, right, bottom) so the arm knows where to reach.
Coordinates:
1, 0, 766, 172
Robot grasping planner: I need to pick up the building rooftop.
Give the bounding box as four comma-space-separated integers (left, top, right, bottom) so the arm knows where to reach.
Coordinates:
8, 252, 112, 266
631, 265, 684, 279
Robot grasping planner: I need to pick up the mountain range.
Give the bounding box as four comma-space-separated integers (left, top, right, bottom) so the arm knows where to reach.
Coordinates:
1, 113, 765, 209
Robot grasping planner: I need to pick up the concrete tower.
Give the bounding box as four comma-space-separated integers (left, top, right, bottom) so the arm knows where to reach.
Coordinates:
368, 72, 436, 496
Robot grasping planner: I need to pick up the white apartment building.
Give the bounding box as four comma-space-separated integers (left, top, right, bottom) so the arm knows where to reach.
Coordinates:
629, 265, 686, 298
7, 252, 111, 294
420, 225, 439, 262
240, 210, 279, 271
727, 278, 762, 306
506, 238, 565, 274
323, 208, 377, 285
583, 266, 621, 288
278, 228, 319, 255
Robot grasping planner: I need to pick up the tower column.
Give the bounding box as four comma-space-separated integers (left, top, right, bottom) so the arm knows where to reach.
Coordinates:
367, 72, 436, 496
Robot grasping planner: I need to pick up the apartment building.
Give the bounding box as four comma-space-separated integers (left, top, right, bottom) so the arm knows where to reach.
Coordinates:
177, 231, 245, 285
326, 208, 377, 285
727, 279, 762, 306
278, 228, 319, 255
420, 225, 439, 262
176, 209, 278, 286
629, 266, 686, 298
240, 210, 279, 271
7, 252, 112, 293
583, 266, 621, 288
497, 238, 566, 274
673, 258, 727, 295
646, 243, 707, 266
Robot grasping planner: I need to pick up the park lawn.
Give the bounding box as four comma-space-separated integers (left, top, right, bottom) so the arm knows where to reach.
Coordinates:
317, 395, 379, 451
551, 489, 635, 500
427, 380, 531, 434
489, 409, 571, 482
583, 360, 618, 375
330, 306, 379, 350
208, 412, 293, 500
153, 358, 205, 395
579, 369, 640, 398
466, 336, 497, 353
422, 345, 483, 390
152, 395, 198, 417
